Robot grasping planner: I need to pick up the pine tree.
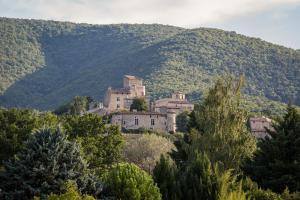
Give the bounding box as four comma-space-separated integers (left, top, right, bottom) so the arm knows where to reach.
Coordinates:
243, 104, 300, 193
0, 128, 100, 200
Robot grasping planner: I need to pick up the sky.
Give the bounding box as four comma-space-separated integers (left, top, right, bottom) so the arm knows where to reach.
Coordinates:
1, 0, 300, 49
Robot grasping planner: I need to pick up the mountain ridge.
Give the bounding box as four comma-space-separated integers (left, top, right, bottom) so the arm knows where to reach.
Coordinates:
0, 17, 299, 113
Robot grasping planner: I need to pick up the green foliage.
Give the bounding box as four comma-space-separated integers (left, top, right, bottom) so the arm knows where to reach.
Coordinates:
46, 181, 95, 200
153, 155, 181, 200
130, 97, 148, 112
0, 108, 59, 163
154, 151, 249, 200
62, 113, 106, 138
54, 96, 93, 115
180, 153, 218, 200
0, 17, 299, 113
217, 171, 249, 200
188, 77, 256, 171
63, 113, 124, 174
176, 111, 190, 132
123, 134, 175, 174
77, 127, 123, 174
243, 104, 300, 193
0, 128, 100, 200
103, 163, 162, 200
281, 188, 300, 200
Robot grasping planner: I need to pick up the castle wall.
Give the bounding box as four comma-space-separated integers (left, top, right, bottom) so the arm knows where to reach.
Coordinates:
111, 112, 168, 132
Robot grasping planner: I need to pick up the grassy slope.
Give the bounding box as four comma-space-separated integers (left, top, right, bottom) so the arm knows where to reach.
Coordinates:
0, 18, 299, 114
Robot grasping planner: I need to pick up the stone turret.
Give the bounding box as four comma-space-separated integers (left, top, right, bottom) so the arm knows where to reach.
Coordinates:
167, 111, 176, 133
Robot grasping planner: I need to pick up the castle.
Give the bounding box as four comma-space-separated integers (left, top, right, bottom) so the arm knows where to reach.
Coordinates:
88, 75, 194, 133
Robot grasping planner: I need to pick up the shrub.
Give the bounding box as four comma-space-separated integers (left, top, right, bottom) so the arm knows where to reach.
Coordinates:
103, 163, 161, 200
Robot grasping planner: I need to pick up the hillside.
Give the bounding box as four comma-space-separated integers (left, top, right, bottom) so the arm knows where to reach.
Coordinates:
0, 17, 299, 113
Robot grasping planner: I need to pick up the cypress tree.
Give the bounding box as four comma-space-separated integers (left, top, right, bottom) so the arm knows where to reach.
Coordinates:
0, 128, 100, 200
153, 155, 181, 200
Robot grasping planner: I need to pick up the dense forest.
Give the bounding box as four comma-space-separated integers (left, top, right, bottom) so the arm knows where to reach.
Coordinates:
0, 17, 299, 113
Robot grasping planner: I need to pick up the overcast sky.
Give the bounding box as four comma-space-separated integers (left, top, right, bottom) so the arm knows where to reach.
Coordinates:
1, 0, 300, 49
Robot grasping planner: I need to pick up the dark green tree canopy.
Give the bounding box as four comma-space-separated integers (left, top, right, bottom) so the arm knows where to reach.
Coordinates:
130, 98, 148, 112
0, 108, 59, 163
243, 104, 300, 193
0, 128, 100, 200
187, 77, 256, 171
103, 163, 162, 200
176, 111, 190, 133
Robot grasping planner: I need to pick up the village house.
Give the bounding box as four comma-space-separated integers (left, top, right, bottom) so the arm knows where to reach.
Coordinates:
87, 75, 194, 133
111, 110, 176, 133
249, 116, 275, 139
154, 92, 194, 114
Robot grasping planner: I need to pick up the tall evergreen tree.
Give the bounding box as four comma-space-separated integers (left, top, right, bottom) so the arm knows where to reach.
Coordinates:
0, 128, 100, 200
243, 104, 300, 193
153, 155, 181, 200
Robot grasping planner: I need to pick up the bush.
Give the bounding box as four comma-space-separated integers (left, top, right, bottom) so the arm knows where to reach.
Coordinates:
103, 163, 161, 200
123, 134, 175, 173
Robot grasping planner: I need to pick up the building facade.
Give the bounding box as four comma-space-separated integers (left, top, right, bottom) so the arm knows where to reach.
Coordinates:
154, 92, 194, 114
103, 75, 146, 112
249, 116, 274, 139
111, 111, 176, 133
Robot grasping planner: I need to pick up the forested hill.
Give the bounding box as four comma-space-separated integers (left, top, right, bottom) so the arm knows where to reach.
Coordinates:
0, 17, 299, 112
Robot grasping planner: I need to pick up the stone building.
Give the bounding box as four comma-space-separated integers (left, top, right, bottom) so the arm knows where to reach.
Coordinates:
249, 116, 274, 139
111, 111, 176, 133
154, 92, 194, 114
103, 75, 146, 112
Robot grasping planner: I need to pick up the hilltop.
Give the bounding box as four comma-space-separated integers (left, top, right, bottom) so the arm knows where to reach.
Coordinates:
0, 17, 299, 113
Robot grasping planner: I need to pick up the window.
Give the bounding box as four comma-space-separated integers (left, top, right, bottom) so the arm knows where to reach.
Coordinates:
151, 119, 155, 126
135, 117, 139, 125
117, 104, 120, 109
117, 97, 120, 101
123, 120, 126, 125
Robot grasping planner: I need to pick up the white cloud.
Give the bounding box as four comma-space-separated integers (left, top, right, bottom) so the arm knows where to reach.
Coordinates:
0, 0, 300, 26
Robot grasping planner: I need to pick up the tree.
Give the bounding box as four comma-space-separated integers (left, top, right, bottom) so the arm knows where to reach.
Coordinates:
54, 96, 92, 115
180, 152, 218, 200
153, 155, 181, 200
188, 77, 256, 171
62, 114, 124, 174
154, 151, 248, 200
130, 98, 148, 112
103, 163, 162, 200
0, 108, 59, 163
46, 181, 95, 200
76, 126, 123, 174
62, 114, 106, 138
243, 104, 300, 193
123, 134, 175, 174
176, 111, 190, 132
0, 128, 100, 200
